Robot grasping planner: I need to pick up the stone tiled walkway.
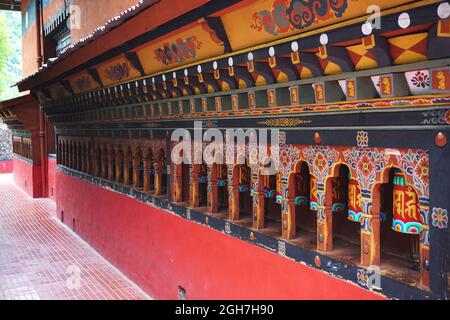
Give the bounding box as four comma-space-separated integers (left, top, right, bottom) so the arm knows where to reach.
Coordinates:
0, 174, 150, 300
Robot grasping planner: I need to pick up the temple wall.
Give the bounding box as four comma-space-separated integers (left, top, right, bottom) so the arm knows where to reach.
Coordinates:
47, 155, 56, 201
13, 155, 42, 197
55, 169, 384, 300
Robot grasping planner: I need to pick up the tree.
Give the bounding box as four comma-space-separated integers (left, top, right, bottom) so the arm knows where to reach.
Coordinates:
0, 10, 21, 101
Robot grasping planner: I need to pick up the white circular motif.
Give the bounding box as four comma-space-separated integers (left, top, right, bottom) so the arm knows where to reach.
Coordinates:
269, 46, 275, 57
173, 72, 177, 79
291, 41, 299, 52
398, 12, 411, 29
247, 52, 254, 61
184, 69, 188, 77
320, 33, 328, 46
438, 2, 450, 19
162, 74, 166, 82
361, 22, 373, 36
228, 57, 234, 67
197, 65, 202, 73
213, 61, 218, 70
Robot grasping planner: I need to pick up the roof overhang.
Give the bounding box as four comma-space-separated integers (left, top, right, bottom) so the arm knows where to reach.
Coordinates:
0, 93, 40, 131
16, 0, 227, 91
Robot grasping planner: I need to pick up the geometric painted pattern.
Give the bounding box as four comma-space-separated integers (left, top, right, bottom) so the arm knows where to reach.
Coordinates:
389, 33, 428, 65
347, 44, 378, 70
316, 55, 343, 75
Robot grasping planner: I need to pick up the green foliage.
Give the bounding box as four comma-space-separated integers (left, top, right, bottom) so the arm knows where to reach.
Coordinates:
0, 10, 22, 101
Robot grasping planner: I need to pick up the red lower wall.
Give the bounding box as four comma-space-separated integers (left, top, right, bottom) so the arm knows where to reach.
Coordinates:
13, 156, 42, 198
56, 171, 384, 300
0, 160, 13, 174
47, 157, 57, 202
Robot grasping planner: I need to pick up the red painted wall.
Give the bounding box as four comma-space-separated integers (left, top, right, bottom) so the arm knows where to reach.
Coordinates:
56, 171, 385, 300
0, 160, 13, 174
47, 157, 56, 201
13, 156, 42, 198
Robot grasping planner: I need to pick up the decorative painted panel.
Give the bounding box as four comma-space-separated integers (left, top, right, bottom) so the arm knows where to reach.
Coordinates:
96, 55, 142, 87
68, 71, 101, 94
135, 21, 225, 75
220, 0, 417, 51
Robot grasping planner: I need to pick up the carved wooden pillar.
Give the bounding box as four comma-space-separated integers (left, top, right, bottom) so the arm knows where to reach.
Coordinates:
229, 165, 239, 221
62, 142, 66, 166
190, 164, 200, 207
154, 161, 163, 196
76, 143, 81, 171
80, 143, 85, 173
317, 204, 333, 252
123, 152, 131, 185
229, 187, 240, 221
72, 143, 76, 169
133, 156, 140, 188
92, 146, 98, 176
73, 142, 77, 170
143, 156, 152, 192
68, 142, 73, 168
101, 147, 108, 179
107, 147, 115, 180
208, 165, 219, 213
252, 171, 265, 229
115, 148, 123, 183
282, 198, 296, 240
86, 144, 91, 174
173, 163, 183, 202
362, 191, 381, 266
253, 191, 265, 229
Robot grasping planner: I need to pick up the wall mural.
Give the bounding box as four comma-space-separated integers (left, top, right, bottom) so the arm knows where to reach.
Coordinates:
273, 131, 430, 244
154, 36, 203, 66
220, 0, 415, 50
250, 0, 349, 36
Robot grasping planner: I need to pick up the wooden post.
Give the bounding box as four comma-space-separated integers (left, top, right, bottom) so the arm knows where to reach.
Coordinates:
253, 191, 265, 229
229, 186, 240, 221
154, 162, 163, 196
317, 205, 333, 252
282, 198, 296, 240
115, 149, 123, 183
207, 165, 219, 213
107, 148, 114, 180
133, 158, 140, 188
123, 155, 131, 185
143, 159, 151, 192
174, 164, 183, 202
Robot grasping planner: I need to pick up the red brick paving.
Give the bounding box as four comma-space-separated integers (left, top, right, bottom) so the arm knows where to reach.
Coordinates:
0, 174, 150, 300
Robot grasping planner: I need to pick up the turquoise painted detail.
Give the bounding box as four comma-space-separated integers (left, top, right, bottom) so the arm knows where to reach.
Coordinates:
347, 210, 362, 222
332, 202, 346, 212
310, 201, 319, 211
294, 196, 308, 206
239, 184, 250, 192
263, 189, 276, 198
275, 195, 283, 204
392, 220, 422, 234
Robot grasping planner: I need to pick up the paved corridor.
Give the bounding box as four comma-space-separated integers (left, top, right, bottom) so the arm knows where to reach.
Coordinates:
0, 174, 150, 300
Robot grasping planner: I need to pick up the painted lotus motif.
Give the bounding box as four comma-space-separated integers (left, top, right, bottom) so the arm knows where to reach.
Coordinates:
432, 207, 448, 230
